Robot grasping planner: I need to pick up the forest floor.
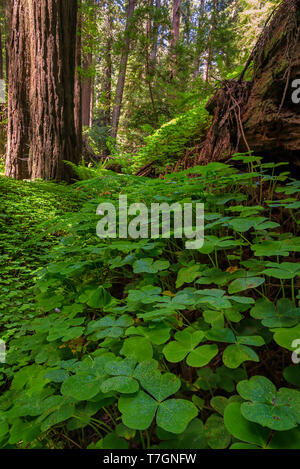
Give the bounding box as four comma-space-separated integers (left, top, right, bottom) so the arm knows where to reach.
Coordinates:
0, 176, 88, 343
0, 162, 300, 449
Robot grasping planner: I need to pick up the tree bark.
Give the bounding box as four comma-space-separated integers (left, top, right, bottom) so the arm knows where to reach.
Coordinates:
82, 0, 96, 128
5, 0, 30, 179
0, 11, 3, 80
75, 4, 83, 158
81, 53, 93, 127
103, 0, 112, 129
204, 0, 218, 83
111, 0, 137, 139
6, 0, 79, 181
193, 0, 205, 78
170, 0, 182, 77
149, 0, 161, 74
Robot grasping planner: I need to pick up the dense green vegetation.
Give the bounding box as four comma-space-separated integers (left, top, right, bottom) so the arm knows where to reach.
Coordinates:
1, 157, 300, 449
1, 0, 299, 453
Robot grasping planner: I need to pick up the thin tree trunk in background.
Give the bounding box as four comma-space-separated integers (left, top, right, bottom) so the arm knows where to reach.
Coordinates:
184, 0, 191, 45
146, 0, 158, 122
204, 0, 218, 83
5, 0, 30, 179
103, 0, 112, 129
193, 0, 205, 78
0, 14, 3, 80
82, 0, 95, 128
150, 0, 161, 73
5, 0, 11, 83
75, 5, 83, 158
111, 0, 137, 139
82, 53, 93, 127
170, 0, 182, 77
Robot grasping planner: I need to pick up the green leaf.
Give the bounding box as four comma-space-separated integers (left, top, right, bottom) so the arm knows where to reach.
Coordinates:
204, 414, 231, 449
104, 357, 137, 377
273, 324, 300, 351
163, 330, 205, 363
283, 365, 300, 387
224, 402, 269, 447
156, 399, 198, 434
134, 361, 181, 402
262, 262, 300, 280
118, 391, 157, 430
61, 373, 101, 401
121, 337, 153, 362
101, 376, 139, 394
228, 277, 265, 294
133, 258, 169, 274
88, 432, 129, 449
157, 419, 206, 449
125, 324, 171, 345
176, 265, 202, 288
223, 344, 259, 368
251, 298, 300, 328
237, 376, 300, 431
186, 344, 218, 367
87, 287, 112, 308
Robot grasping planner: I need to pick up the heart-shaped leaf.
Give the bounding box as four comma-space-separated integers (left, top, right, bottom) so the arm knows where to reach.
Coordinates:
237, 376, 300, 431
204, 414, 231, 449
101, 376, 139, 394
118, 391, 157, 430
223, 344, 259, 369
156, 399, 198, 434
186, 344, 218, 367
134, 361, 180, 402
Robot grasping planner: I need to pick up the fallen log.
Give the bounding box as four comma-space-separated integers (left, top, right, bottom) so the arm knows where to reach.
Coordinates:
195, 0, 300, 169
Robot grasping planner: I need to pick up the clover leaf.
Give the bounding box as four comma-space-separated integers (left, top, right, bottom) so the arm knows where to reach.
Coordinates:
121, 337, 153, 362
204, 414, 231, 449
163, 329, 211, 365
237, 376, 300, 431
86, 315, 134, 340
251, 298, 300, 328
156, 399, 198, 434
118, 361, 198, 433
133, 258, 170, 274
228, 277, 265, 294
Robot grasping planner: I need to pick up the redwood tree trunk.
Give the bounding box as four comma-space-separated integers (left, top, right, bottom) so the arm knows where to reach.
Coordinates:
111, 0, 137, 139
204, 0, 218, 83
82, 52, 93, 127
103, 0, 112, 129
170, 0, 182, 77
6, 0, 79, 181
75, 6, 83, 157
5, 0, 30, 179
82, 0, 96, 128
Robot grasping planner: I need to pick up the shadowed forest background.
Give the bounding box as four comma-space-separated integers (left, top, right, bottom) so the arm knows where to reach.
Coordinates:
0, 0, 300, 451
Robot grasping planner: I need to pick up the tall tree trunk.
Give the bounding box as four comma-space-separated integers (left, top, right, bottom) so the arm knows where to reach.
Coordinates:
82, 55, 93, 127
183, 0, 191, 45
111, 0, 137, 139
170, 0, 182, 77
75, 5, 83, 158
193, 0, 205, 78
4, 0, 11, 81
0, 13, 3, 80
6, 0, 79, 181
5, 0, 30, 179
103, 0, 112, 129
145, 0, 158, 123
204, 0, 218, 83
82, 0, 95, 128
149, 0, 161, 74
